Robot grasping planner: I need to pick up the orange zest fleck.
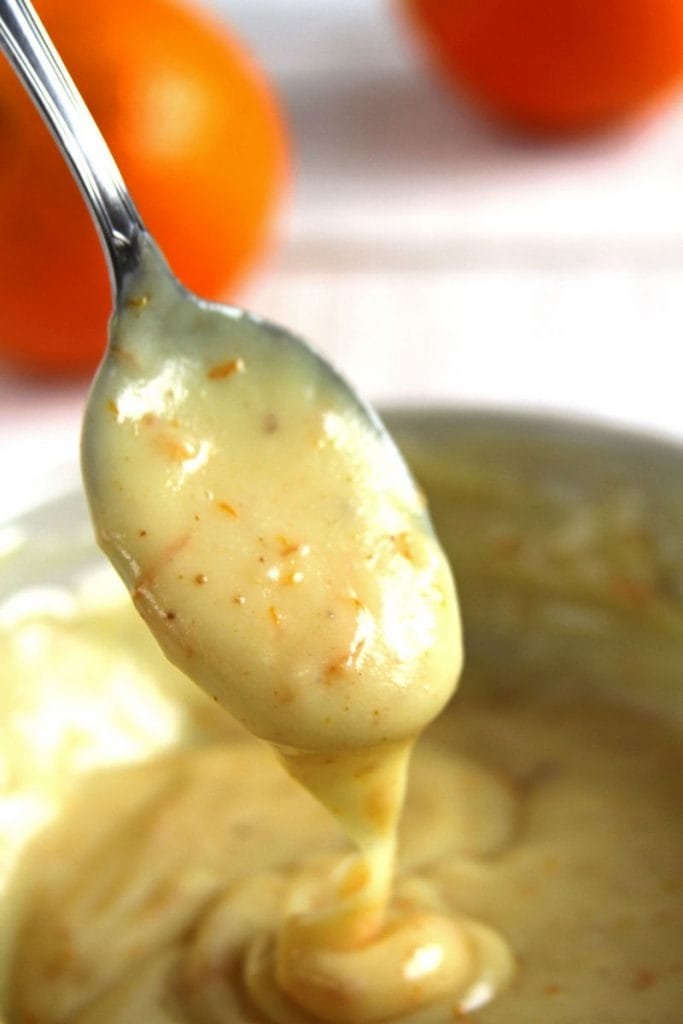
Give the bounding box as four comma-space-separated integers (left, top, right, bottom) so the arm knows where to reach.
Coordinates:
150, 428, 197, 462
631, 968, 658, 991
207, 357, 245, 380
282, 570, 305, 585
393, 532, 414, 560
216, 500, 238, 518
109, 345, 139, 369
276, 535, 300, 556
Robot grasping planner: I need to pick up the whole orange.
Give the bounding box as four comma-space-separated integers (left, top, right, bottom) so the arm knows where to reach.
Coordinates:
0, 0, 288, 374
400, 0, 683, 134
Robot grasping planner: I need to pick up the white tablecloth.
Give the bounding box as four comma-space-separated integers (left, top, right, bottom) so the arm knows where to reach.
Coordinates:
2, 0, 683, 522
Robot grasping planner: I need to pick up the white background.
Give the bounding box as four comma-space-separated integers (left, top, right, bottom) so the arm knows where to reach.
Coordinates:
2, 0, 683, 520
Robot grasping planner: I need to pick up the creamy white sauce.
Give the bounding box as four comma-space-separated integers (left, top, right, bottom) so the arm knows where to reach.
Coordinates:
4, 592, 682, 1024
82, 243, 461, 752
78, 242, 512, 1020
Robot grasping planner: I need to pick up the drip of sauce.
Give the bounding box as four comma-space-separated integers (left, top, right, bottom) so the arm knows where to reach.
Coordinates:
78, 247, 512, 1019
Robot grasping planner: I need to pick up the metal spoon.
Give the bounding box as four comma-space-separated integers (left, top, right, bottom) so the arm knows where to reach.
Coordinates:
0, 0, 461, 751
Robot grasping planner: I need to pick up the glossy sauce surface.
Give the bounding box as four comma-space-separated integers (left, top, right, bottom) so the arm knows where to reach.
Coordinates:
2, 593, 681, 1023
78, 245, 506, 1020
7, 247, 678, 1021
82, 245, 461, 753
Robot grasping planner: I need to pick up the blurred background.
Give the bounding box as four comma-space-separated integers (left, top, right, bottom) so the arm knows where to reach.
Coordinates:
3, 0, 683, 521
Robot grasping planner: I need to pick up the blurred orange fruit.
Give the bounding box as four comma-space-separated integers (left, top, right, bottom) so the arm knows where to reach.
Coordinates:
400, 0, 683, 134
0, 0, 288, 374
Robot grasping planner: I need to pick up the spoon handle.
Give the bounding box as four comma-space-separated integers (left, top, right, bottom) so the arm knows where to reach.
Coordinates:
0, 0, 146, 294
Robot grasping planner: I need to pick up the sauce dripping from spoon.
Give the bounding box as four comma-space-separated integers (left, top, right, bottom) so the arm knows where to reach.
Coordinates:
0, 1, 513, 1017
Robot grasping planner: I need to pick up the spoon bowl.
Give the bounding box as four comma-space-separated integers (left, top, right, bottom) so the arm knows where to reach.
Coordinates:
0, 0, 462, 750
